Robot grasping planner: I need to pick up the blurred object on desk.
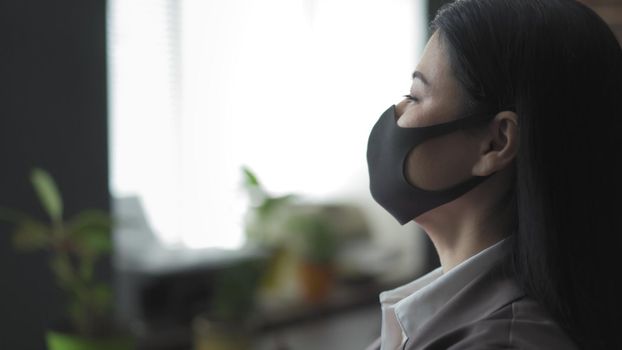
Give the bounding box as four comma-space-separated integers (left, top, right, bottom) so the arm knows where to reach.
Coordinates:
242, 166, 377, 305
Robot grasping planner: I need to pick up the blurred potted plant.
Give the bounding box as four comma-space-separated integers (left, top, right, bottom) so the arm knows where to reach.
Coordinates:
241, 166, 339, 304
241, 166, 297, 248
286, 213, 338, 304
0, 168, 133, 350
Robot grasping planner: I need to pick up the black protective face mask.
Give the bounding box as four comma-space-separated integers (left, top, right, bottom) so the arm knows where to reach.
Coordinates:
367, 105, 494, 224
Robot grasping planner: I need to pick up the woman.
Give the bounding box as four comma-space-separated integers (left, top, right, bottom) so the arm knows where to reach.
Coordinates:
365, 0, 622, 349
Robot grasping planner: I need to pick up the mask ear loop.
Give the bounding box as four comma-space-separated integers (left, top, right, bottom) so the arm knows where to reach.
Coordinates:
396, 110, 497, 143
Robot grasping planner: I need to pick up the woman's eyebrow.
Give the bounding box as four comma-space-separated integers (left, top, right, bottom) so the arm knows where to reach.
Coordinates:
412, 71, 430, 86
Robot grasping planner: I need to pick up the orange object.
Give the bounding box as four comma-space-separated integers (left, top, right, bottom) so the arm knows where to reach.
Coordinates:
298, 261, 335, 304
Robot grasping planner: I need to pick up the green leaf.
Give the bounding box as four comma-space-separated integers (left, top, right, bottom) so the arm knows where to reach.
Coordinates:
90, 283, 112, 311
11, 219, 50, 251
286, 214, 338, 263
68, 210, 113, 256
72, 227, 112, 257
79, 231, 112, 256
80, 257, 94, 282
50, 256, 75, 291
241, 166, 260, 187
69, 210, 112, 231
257, 194, 296, 217
30, 168, 63, 223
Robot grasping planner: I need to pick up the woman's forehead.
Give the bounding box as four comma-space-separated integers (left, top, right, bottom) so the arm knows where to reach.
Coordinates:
416, 32, 460, 94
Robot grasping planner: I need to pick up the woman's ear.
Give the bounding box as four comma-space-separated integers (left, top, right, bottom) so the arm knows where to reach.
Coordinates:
472, 111, 519, 176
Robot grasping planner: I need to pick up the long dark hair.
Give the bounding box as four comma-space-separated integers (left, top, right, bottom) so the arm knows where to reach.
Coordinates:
432, 0, 622, 348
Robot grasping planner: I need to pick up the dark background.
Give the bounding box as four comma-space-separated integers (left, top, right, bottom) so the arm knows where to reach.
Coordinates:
0, 1, 108, 349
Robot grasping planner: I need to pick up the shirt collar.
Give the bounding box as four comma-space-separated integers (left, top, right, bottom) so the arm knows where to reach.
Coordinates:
379, 238, 512, 346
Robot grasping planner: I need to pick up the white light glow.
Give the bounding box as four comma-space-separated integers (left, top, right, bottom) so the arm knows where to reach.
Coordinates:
109, 0, 426, 249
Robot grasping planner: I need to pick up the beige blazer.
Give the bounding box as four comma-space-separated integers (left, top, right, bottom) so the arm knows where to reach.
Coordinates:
365, 255, 578, 349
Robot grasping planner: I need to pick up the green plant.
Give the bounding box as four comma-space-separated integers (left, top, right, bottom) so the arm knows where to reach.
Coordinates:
286, 214, 338, 264
0, 168, 114, 337
240, 166, 338, 264
241, 166, 297, 247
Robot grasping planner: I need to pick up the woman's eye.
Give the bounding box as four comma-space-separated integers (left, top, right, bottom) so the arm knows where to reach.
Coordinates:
403, 94, 419, 102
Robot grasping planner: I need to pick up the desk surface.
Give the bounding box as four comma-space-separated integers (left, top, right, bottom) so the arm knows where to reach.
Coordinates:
255, 304, 381, 350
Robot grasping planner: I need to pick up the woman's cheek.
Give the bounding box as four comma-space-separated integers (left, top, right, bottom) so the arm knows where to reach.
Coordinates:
404, 134, 476, 191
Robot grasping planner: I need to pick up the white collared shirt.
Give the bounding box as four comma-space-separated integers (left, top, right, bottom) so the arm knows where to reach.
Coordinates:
378, 239, 510, 350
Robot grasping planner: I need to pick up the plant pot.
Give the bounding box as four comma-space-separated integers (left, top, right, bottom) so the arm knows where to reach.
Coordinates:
46, 330, 135, 350
298, 261, 335, 304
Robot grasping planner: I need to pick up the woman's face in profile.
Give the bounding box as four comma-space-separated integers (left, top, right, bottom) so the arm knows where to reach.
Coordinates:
397, 32, 483, 192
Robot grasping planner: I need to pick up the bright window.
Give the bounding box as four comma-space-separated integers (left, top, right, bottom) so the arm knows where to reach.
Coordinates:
108, 0, 427, 250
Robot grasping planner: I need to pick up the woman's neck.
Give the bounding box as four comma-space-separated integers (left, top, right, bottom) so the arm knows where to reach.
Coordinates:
416, 176, 514, 273
429, 225, 507, 273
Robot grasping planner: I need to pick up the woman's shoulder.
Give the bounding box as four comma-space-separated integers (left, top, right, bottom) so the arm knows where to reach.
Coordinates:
447, 296, 579, 350
406, 261, 579, 349
411, 295, 580, 349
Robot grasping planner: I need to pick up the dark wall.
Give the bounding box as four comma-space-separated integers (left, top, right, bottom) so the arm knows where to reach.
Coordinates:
0, 1, 108, 349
